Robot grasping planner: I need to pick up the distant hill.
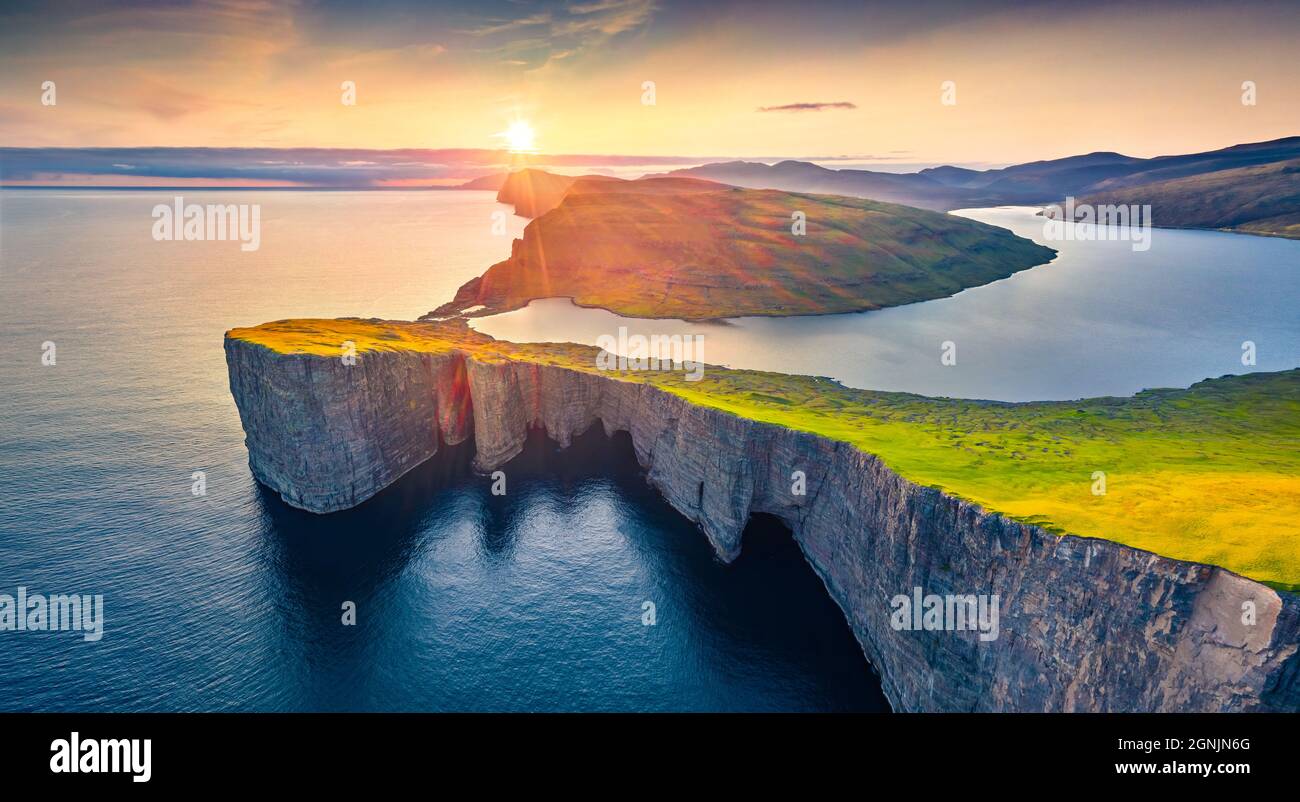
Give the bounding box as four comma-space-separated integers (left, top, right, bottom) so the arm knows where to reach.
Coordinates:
1088, 137, 1300, 191
427, 180, 1055, 320
916, 165, 985, 186
456, 172, 510, 191
487, 169, 737, 217
945, 152, 1146, 198
1070, 158, 1300, 239
664, 160, 981, 211
664, 137, 1300, 224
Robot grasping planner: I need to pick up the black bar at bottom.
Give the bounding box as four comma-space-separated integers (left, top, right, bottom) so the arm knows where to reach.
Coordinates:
0, 712, 1289, 787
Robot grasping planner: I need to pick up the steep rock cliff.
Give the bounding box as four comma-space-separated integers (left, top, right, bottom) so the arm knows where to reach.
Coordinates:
224, 338, 1300, 712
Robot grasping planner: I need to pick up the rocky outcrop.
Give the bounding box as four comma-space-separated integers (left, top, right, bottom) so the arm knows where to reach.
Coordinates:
225, 338, 1300, 712
495, 169, 585, 217
223, 339, 472, 513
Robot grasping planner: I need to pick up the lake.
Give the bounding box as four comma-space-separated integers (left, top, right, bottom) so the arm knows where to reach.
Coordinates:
474, 207, 1300, 401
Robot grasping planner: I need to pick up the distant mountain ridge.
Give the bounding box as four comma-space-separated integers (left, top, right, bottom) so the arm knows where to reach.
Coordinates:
655, 137, 1300, 237
659, 159, 984, 210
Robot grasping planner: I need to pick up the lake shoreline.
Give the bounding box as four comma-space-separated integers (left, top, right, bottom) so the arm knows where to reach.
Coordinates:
472, 206, 1300, 402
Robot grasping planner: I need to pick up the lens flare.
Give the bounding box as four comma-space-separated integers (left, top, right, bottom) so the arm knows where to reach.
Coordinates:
503, 120, 536, 153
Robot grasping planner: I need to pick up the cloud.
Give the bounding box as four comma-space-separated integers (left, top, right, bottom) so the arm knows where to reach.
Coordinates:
460, 12, 553, 37
569, 0, 636, 13
463, 0, 655, 40
552, 0, 656, 37
757, 101, 857, 113
465, 0, 657, 70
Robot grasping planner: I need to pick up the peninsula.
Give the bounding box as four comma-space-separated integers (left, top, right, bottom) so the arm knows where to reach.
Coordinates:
431, 177, 1056, 320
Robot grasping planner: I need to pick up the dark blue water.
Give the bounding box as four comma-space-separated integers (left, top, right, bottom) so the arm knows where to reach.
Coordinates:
0, 190, 886, 711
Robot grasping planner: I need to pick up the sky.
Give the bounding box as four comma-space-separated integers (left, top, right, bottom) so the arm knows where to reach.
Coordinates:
1, 0, 1298, 185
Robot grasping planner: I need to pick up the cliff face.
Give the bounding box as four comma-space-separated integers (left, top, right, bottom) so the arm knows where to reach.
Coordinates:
223, 339, 472, 513
225, 339, 1300, 712
494, 169, 584, 217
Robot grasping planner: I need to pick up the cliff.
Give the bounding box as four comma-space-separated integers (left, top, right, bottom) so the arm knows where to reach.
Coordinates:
224, 322, 1300, 712
495, 169, 589, 217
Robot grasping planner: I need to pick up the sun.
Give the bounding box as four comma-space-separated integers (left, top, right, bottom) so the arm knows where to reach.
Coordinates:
503, 120, 536, 153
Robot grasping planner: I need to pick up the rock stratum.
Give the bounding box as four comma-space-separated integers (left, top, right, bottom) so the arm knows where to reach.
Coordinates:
225, 319, 1300, 712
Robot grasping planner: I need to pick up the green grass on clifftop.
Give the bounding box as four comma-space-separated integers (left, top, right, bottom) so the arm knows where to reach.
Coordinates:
229, 319, 1300, 590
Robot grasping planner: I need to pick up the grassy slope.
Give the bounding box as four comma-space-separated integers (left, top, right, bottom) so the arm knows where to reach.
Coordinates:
228, 319, 1300, 590
436, 186, 1056, 320
1076, 159, 1300, 239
